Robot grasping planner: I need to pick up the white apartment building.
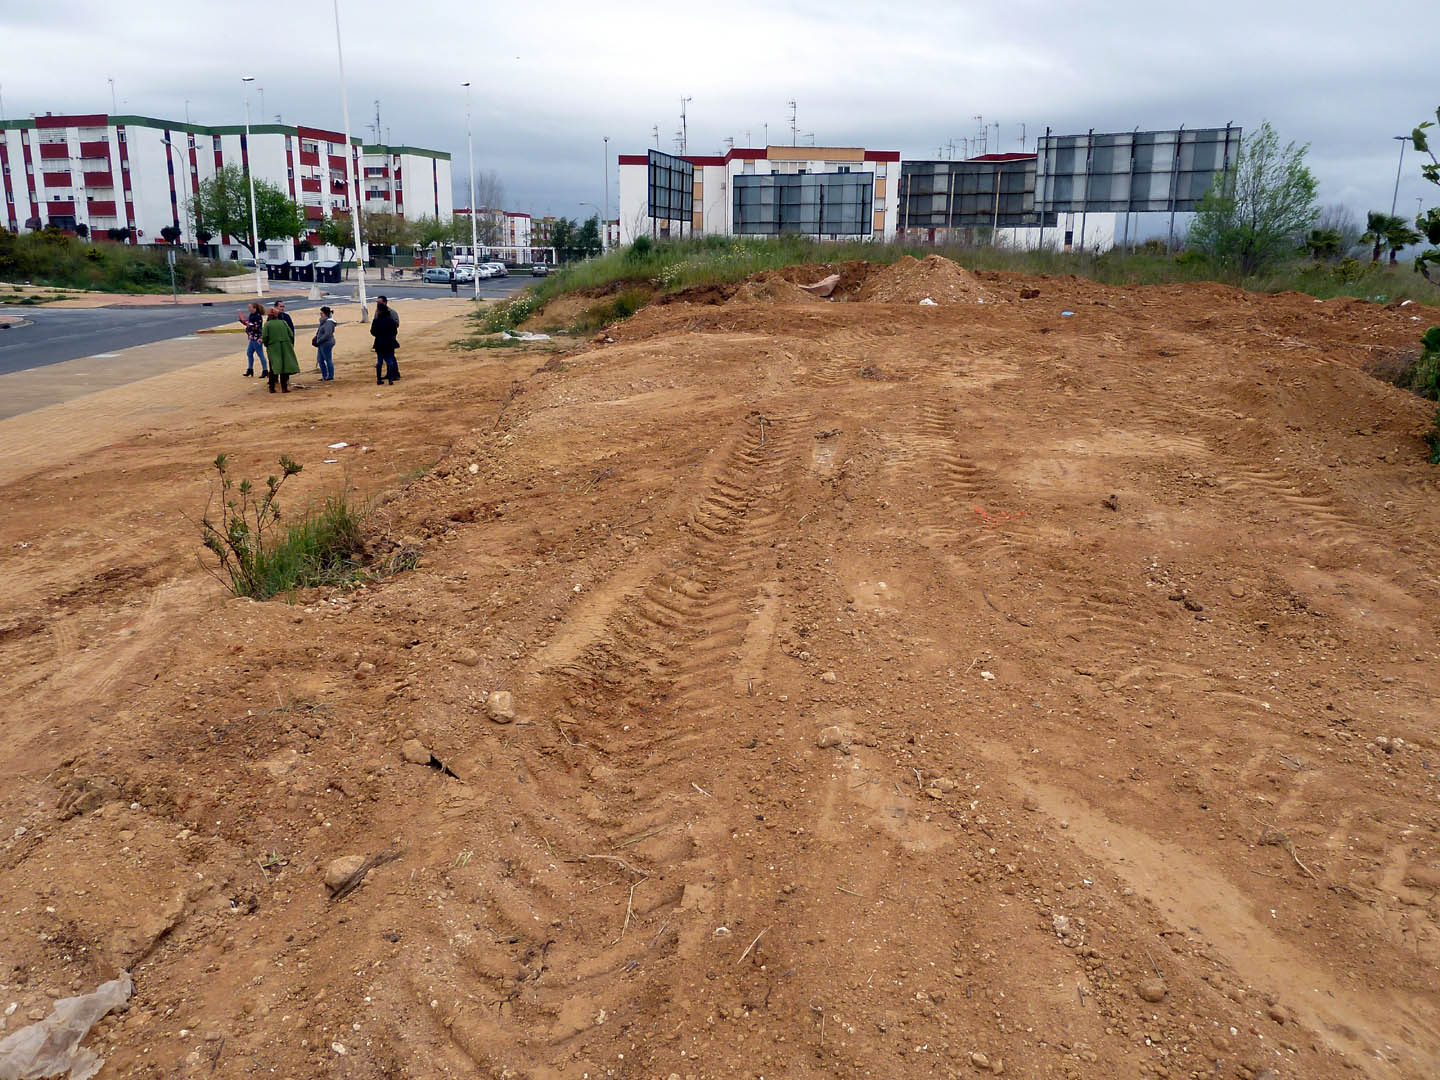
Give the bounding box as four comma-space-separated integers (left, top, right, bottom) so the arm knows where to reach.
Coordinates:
452, 208, 539, 263
618, 145, 901, 245
0, 111, 451, 263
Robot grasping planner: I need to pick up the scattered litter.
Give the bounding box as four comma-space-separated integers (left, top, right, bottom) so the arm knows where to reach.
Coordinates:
323, 459, 339, 464
1061, 311, 1075, 317
0, 970, 133, 1080
328, 442, 348, 449
1400, 299, 1413, 307
918, 297, 938, 306
980, 671, 997, 681
502, 331, 552, 342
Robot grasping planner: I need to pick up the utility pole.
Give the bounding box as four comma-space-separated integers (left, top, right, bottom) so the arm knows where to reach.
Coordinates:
241, 78, 263, 298
679, 96, 691, 155
1391, 134, 1409, 217
332, 0, 369, 322
463, 82, 478, 298
603, 135, 610, 249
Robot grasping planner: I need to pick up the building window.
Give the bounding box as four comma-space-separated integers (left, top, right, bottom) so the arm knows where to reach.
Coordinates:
875, 162, 887, 177
836, 165, 849, 173
117, 131, 125, 143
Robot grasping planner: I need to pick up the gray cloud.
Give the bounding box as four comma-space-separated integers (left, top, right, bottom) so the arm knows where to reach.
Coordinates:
1, 0, 1433, 227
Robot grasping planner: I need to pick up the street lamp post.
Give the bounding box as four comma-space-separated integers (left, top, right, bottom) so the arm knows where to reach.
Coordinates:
603, 135, 609, 251
332, 0, 369, 322
1390, 135, 1411, 217
464, 82, 479, 299
241, 77, 264, 298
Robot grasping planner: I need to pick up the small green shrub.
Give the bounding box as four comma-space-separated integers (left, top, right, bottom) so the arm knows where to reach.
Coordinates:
1415, 326, 1440, 400
199, 454, 366, 600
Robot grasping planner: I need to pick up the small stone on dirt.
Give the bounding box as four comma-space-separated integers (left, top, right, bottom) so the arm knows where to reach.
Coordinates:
486, 690, 516, 723
1137, 978, 1166, 1003
1182, 597, 1204, 612
970, 1051, 991, 1070
817, 726, 844, 749
819, 670, 837, 683
401, 740, 432, 765
1019, 287, 1040, 299
324, 855, 367, 894
453, 647, 480, 667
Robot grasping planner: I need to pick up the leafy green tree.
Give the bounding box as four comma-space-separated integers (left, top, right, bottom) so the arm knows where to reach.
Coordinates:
1304, 228, 1343, 261
1410, 109, 1440, 280
1188, 121, 1318, 275
189, 164, 303, 258
576, 215, 603, 259
160, 224, 182, 245
550, 217, 576, 263
316, 212, 357, 275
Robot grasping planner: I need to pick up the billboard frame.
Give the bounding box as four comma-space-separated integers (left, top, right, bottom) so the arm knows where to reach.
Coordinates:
646, 149, 694, 237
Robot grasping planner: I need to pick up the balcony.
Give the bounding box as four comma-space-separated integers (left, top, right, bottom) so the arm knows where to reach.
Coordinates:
47, 200, 76, 215
305, 205, 324, 220
87, 199, 117, 215
330, 180, 349, 194
83, 170, 113, 187
301, 177, 322, 193
299, 150, 320, 167
328, 154, 349, 172
39, 143, 70, 161
78, 140, 110, 159
42, 171, 72, 188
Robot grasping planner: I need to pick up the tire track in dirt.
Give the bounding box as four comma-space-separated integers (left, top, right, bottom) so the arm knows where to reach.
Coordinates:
379, 411, 808, 1073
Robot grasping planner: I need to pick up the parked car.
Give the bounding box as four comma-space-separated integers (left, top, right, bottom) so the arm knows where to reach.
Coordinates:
475, 264, 499, 280
485, 262, 508, 278
453, 265, 475, 283
421, 266, 453, 284
530, 264, 549, 277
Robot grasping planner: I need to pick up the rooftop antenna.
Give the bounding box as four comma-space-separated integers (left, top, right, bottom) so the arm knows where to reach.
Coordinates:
1018, 122, 1026, 152
107, 77, 117, 114
725, 136, 734, 151
373, 100, 382, 145
679, 95, 692, 155
993, 121, 1000, 153
652, 124, 659, 149
787, 99, 798, 146
973, 115, 984, 155
258, 87, 265, 119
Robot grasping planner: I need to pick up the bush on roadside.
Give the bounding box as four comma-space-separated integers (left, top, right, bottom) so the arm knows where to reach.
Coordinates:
0, 227, 213, 293
199, 454, 366, 600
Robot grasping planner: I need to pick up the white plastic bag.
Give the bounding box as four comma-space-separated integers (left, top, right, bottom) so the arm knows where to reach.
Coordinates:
0, 971, 132, 1080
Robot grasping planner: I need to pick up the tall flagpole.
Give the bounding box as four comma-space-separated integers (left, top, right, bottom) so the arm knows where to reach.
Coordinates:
333, 0, 368, 323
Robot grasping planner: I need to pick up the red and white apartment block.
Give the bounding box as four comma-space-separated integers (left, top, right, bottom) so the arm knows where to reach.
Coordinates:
0, 111, 451, 262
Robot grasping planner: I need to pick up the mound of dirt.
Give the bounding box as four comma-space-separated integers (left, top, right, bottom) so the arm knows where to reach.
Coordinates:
728, 273, 825, 305
858, 253, 998, 304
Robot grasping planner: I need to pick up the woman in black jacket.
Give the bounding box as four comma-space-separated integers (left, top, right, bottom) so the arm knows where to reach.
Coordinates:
370, 295, 400, 385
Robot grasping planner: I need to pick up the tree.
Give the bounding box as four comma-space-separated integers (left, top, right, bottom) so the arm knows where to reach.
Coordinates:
160, 224, 182, 245
550, 217, 576, 263
575, 215, 602, 259
1304, 228, 1344, 261
1410, 108, 1440, 280
1360, 212, 1421, 264
73, 223, 89, 240
1187, 120, 1318, 275
189, 164, 303, 258
105, 228, 130, 243
316, 212, 357, 275
410, 215, 450, 258
363, 213, 416, 276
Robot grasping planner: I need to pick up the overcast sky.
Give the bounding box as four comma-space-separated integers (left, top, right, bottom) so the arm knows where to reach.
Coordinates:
2, 0, 1433, 229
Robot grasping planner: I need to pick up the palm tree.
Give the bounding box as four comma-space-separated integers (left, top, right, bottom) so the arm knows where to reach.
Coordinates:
1361, 211, 1423, 263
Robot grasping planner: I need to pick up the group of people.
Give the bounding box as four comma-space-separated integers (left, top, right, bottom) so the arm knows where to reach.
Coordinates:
239, 295, 402, 391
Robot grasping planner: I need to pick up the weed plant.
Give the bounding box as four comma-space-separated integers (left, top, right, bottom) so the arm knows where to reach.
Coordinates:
200, 454, 365, 600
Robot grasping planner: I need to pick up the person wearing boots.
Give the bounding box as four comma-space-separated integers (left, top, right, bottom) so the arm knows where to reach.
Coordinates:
370, 295, 400, 385
262, 305, 299, 393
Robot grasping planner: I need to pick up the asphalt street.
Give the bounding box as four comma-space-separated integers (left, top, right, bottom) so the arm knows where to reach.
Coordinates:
0, 277, 527, 376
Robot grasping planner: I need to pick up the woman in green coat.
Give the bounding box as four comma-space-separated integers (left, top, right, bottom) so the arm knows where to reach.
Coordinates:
261, 307, 299, 393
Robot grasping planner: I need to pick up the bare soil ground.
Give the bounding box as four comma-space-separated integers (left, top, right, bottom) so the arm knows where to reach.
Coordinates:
2, 260, 1439, 1080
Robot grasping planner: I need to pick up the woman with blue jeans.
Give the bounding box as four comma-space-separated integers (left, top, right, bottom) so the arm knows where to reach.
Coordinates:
313, 306, 337, 380
237, 302, 267, 377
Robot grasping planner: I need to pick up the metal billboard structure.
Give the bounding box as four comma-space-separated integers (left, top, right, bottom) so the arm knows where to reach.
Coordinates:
1034, 125, 1240, 246
733, 172, 875, 237
898, 157, 1057, 231
646, 149, 694, 236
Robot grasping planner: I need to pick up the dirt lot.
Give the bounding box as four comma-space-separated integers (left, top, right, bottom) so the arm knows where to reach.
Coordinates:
1, 257, 1438, 1079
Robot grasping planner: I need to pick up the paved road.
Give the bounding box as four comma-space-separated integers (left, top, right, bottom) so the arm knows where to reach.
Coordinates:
0, 277, 528, 376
